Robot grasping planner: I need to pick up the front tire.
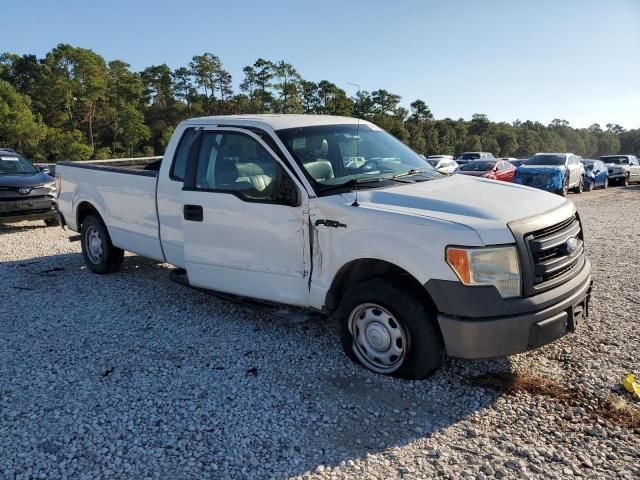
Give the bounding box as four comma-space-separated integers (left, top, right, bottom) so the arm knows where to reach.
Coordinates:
80, 215, 124, 274
44, 218, 58, 227
623, 173, 629, 186
602, 178, 609, 189
337, 279, 444, 379
586, 180, 594, 192
559, 176, 569, 196
573, 175, 584, 194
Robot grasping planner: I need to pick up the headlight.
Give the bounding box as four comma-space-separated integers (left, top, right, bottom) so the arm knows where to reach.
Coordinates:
446, 246, 521, 298
54, 174, 61, 198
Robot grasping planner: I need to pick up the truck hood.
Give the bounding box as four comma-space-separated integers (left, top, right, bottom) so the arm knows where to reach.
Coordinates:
0, 171, 54, 187
345, 175, 567, 244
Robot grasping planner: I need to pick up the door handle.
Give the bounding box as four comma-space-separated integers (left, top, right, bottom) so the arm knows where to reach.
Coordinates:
183, 204, 203, 222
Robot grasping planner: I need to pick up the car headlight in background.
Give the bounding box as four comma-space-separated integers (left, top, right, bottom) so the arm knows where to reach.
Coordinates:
54, 174, 61, 198
446, 246, 521, 298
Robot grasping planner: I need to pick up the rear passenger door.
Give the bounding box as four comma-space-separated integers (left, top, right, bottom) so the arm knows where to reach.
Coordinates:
180, 127, 311, 306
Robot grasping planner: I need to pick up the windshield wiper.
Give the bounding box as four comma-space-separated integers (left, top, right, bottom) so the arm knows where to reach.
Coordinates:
392, 169, 431, 179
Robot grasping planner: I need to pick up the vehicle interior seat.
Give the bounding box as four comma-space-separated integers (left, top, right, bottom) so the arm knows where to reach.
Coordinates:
211, 143, 273, 193
302, 138, 335, 181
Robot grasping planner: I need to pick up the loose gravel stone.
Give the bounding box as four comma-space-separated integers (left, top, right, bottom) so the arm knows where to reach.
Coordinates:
1, 186, 639, 479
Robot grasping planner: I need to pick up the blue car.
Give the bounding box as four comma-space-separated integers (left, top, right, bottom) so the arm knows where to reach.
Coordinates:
513, 153, 585, 196
581, 159, 608, 190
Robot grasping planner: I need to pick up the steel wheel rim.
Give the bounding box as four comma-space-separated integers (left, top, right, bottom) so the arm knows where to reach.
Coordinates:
85, 226, 104, 264
348, 303, 407, 373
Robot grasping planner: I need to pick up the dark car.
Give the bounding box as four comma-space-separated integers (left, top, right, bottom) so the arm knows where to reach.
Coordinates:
582, 159, 608, 190
457, 159, 516, 182
0, 149, 58, 226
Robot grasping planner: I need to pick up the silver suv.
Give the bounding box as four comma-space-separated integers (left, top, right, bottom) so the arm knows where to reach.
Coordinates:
600, 155, 640, 186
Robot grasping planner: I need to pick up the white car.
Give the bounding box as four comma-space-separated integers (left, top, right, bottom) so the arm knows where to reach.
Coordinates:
426, 155, 459, 174
56, 115, 592, 379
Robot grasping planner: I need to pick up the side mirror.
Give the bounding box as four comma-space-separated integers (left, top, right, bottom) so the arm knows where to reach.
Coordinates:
277, 173, 300, 207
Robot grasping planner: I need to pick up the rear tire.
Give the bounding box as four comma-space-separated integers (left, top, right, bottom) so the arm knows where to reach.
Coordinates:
337, 278, 444, 379
80, 215, 124, 274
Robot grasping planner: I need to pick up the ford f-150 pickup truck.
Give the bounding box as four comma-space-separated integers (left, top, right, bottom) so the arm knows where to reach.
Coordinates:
56, 115, 592, 379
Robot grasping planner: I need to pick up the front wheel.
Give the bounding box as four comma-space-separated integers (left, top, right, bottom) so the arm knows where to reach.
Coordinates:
80, 215, 124, 274
337, 279, 444, 379
623, 174, 629, 187
559, 176, 569, 196
573, 176, 584, 194
586, 180, 594, 192
603, 178, 609, 189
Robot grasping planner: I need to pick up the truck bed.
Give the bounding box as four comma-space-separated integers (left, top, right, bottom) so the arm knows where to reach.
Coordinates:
56, 158, 165, 262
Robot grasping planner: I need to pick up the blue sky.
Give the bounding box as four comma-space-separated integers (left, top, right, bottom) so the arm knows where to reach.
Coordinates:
3, 0, 639, 128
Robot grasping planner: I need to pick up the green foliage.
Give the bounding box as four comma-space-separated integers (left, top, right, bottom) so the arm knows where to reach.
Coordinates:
0, 44, 638, 162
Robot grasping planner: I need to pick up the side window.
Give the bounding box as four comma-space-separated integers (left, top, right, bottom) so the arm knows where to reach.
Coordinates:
171, 128, 197, 181
631, 157, 639, 166
193, 131, 285, 202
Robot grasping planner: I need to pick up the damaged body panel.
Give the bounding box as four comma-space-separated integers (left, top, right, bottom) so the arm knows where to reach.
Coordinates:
513, 166, 565, 193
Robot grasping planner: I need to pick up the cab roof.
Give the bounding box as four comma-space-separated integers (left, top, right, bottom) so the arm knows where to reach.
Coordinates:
182, 114, 373, 131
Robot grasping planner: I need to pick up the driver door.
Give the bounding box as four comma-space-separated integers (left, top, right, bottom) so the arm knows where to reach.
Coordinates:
180, 127, 311, 306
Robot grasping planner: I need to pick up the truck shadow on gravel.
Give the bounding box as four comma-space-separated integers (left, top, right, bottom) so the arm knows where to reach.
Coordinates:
2, 251, 512, 477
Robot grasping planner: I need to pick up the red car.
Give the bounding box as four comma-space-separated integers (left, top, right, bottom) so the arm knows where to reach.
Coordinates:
457, 159, 516, 182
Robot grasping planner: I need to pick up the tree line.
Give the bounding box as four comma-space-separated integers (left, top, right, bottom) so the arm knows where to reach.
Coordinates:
0, 43, 638, 162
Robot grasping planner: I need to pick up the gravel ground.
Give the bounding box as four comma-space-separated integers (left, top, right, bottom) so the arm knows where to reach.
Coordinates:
1, 185, 639, 479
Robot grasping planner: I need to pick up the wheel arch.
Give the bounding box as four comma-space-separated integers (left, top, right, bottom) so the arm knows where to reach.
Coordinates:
76, 201, 103, 229
324, 258, 437, 314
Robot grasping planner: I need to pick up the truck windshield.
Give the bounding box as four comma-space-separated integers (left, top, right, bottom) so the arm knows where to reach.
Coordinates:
460, 161, 495, 171
0, 154, 38, 174
458, 153, 481, 160
276, 124, 440, 190
525, 155, 565, 166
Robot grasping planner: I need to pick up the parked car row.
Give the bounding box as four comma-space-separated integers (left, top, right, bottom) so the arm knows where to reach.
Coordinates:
423, 150, 639, 197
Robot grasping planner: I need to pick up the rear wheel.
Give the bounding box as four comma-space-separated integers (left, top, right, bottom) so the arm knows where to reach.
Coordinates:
80, 215, 124, 274
337, 278, 444, 379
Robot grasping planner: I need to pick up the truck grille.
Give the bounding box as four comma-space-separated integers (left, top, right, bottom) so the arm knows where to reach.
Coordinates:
525, 214, 584, 287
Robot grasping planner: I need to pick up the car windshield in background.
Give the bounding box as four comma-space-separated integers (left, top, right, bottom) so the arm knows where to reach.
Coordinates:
525, 155, 565, 166
583, 162, 594, 171
458, 153, 480, 160
0, 155, 38, 174
601, 156, 628, 165
459, 161, 495, 171
276, 124, 440, 189
427, 160, 439, 167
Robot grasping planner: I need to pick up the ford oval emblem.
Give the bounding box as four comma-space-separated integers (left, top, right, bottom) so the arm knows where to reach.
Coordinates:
17, 186, 32, 195
565, 237, 579, 254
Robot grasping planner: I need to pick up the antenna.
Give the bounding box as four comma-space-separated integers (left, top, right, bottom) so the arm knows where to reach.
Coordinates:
347, 82, 361, 207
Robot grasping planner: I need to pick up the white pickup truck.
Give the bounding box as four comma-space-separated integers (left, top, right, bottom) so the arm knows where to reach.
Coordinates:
56, 115, 592, 379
